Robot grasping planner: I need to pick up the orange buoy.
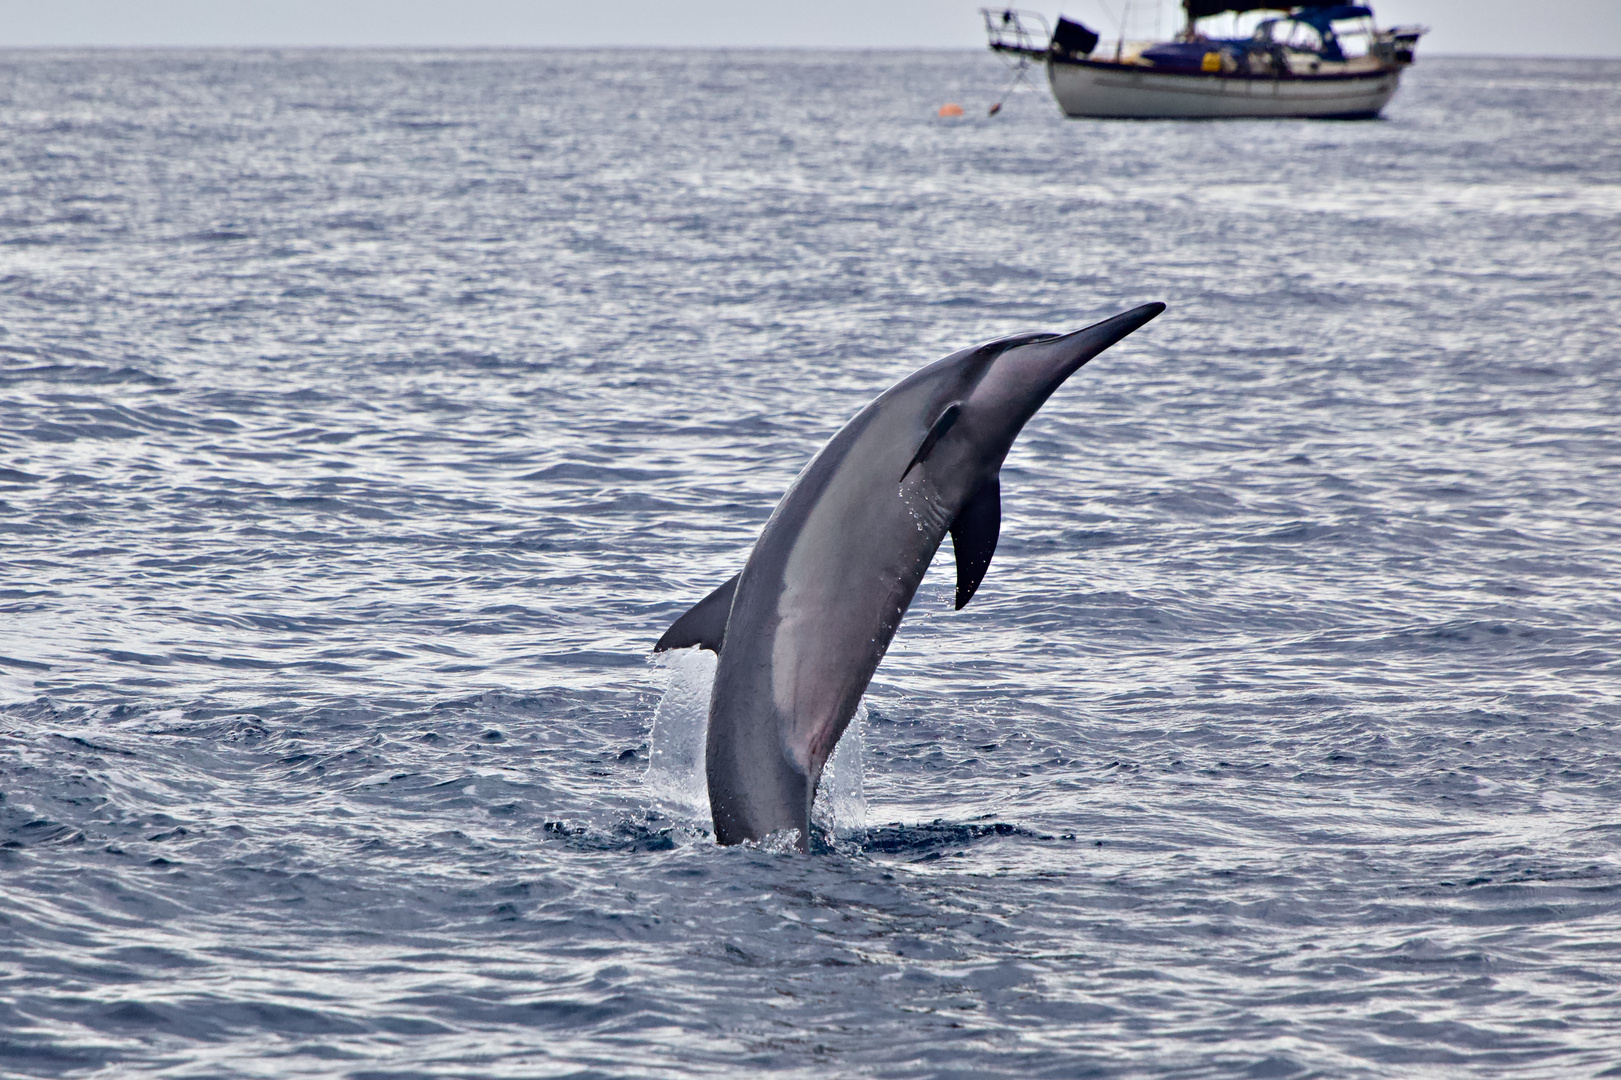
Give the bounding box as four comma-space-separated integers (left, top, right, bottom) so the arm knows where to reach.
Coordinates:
938, 103, 965, 118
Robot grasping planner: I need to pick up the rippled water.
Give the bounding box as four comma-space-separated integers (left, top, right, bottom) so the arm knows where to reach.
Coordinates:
2, 49, 1620, 1078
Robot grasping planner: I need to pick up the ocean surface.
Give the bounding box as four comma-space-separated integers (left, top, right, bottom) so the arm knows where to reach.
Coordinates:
2, 49, 1619, 1078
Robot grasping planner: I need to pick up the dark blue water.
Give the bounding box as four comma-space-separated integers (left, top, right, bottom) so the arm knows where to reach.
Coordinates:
2, 49, 1620, 1078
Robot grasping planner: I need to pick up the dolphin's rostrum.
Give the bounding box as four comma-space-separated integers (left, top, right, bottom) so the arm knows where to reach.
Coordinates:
656, 303, 1166, 850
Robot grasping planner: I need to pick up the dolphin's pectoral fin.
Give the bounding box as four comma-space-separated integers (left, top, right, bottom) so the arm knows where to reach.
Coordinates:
949, 476, 1001, 610
654, 572, 739, 653
901, 402, 962, 481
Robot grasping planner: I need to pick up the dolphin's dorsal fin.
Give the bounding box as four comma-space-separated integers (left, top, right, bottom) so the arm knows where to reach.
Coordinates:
901, 403, 962, 481
654, 572, 740, 653
949, 477, 1001, 610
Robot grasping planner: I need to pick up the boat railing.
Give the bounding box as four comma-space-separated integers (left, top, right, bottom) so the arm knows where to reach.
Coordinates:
1371, 24, 1427, 65
982, 8, 1051, 59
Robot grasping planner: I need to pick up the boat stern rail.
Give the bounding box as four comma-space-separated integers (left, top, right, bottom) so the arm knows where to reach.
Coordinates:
982, 7, 1051, 59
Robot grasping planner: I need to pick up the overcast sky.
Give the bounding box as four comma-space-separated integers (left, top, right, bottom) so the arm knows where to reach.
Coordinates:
4, 1, 1619, 57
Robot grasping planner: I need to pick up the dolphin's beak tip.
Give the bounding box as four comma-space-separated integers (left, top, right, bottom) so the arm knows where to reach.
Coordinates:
1064, 301, 1167, 353
1097, 301, 1167, 344
1125, 300, 1167, 327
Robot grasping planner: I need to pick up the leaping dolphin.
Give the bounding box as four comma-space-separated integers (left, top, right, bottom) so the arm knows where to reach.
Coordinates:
655, 303, 1165, 850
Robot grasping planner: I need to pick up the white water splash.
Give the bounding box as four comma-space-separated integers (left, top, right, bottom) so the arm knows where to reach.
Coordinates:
813, 702, 868, 839
644, 647, 715, 818
646, 647, 867, 837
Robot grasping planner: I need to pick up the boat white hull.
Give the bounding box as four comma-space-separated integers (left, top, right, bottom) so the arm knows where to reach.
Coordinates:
1047, 59, 1401, 120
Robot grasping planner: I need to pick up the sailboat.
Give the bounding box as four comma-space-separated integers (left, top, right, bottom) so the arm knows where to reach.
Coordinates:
984, 2, 1426, 119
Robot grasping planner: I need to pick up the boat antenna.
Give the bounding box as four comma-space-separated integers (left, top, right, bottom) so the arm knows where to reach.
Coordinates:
1091, 0, 1124, 41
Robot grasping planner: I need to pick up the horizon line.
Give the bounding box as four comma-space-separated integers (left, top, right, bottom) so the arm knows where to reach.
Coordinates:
1, 44, 1618, 60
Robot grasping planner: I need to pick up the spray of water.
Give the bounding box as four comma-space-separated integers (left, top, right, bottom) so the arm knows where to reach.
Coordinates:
645, 646, 716, 818
646, 647, 867, 839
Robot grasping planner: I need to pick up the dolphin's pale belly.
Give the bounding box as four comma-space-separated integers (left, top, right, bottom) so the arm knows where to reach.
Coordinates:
771, 469, 952, 770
